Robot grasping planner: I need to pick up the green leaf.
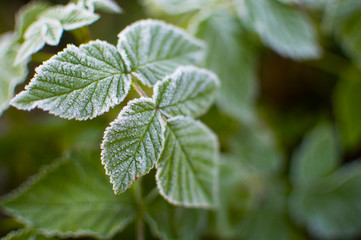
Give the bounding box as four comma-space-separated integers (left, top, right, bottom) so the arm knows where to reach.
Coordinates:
82, 0, 122, 14
0, 33, 28, 116
1, 229, 55, 240
233, 0, 320, 60
117, 19, 205, 86
290, 161, 361, 239
232, 124, 284, 177
196, 10, 258, 123
11, 40, 132, 120
290, 123, 339, 187
143, 0, 208, 15
156, 116, 218, 207
40, 4, 99, 31
15, 1, 50, 39
101, 98, 165, 194
1, 151, 135, 238
154, 66, 219, 118
145, 195, 207, 240
334, 69, 361, 151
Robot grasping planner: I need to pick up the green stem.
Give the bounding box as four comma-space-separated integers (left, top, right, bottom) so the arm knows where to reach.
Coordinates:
71, 26, 92, 44
133, 179, 144, 240
132, 81, 148, 97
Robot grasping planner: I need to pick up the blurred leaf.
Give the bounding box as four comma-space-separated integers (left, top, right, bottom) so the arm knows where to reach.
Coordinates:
0, 33, 28, 116
145, 195, 207, 240
334, 68, 361, 151
1, 229, 55, 240
1, 151, 136, 238
291, 123, 339, 187
196, 10, 258, 123
15, 1, 50, 39
80, 0, 123, 14
233, 0, 320, 60
290, 161, 361, 239
142, 0, 208, 15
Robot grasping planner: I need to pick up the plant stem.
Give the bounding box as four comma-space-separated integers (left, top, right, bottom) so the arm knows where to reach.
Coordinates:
134, 179, 144, 240
71, 26, 92, 44
132, 81, 148, 97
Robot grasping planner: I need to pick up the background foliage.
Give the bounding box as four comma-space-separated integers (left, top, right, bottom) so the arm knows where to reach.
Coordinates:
1, 0, 361, 239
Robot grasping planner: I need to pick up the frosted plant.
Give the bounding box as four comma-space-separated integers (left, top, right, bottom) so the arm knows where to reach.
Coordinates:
10, 19, 220, 207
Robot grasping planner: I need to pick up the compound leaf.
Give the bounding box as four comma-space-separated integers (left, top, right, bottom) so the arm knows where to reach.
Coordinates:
234, 0, 320, 60
41, 4, 99, 31
291, 123, 339, 187
1, 151, 136, 238
154, 66, 219, 118
101, 98, 165, 194
117, 19, 205, 86
156, 116, 218, 207
11, 40, 132, 120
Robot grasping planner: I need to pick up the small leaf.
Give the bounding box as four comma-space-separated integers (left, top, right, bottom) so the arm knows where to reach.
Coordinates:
117, 19, 205, 86
11, 40, 132, 120
290, 123, 339, 187
0, 33, 28, 116
290, 161, 361, 239
1, 151, 136, 238
84, 0, 122, 14
156, 116, 218, 207
145, 195, 207, 240
41, 4, 100, 31
15, 1, 50, 39
101, 98, 165, 194
233, 0, 320, 60
24, 18, 63, 46
154, 66, 219, 118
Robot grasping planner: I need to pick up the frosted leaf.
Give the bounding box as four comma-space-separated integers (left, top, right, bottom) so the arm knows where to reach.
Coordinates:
143, 0, 214, 15
0, 33, 28, 116
117, 19, 205, 86
1, 151, 135, 238
11, 40, 132, 120
233, 0, 320, 60
82, 0, 123, 13
156, 116, 218, 207
101, 98, 165, 194
154, 66, 219, 118
14, 17, 64, 64
41, 4, 99, 31
15, 1, 50, 39
1, 229, 53, 240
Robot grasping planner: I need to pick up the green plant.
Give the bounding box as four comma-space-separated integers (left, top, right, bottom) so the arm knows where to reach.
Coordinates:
1, 0, 361, 240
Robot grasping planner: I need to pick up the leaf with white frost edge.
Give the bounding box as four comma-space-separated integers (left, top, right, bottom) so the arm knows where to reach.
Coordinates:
40, 4, 99, 31
11, 40, 132, 120
83, 0, 122, 14
156, 116, 218, 207
101, 98, 165, 194
1, 151, 136, 238
233, 0, 320, 60
117, 19, 205, 86
154, 66, 219, 118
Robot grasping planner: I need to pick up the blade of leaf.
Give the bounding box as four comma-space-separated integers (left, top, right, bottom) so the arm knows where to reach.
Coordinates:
156, 116, 218, 207
233, 0, 320, 60
11, 40, 132, 120
196, 10, 259, 123
40, 4, 100, 31
84, 0, 122, 14
117, 19, 205, 86
290, 161, 361, 239
145, 195, 207, 240
1, 151, 136, 238
101, 98, 165, 194
154, 66, 219, 118
0, 229, 56, 240
290, 123, 340, 187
